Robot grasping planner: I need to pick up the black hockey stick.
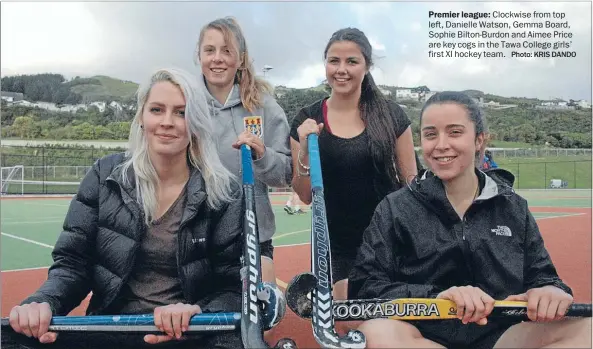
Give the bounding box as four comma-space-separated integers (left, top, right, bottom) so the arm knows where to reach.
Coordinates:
286, 273, 592, 321
240, 144, 297, 349
287, 134, 365, 348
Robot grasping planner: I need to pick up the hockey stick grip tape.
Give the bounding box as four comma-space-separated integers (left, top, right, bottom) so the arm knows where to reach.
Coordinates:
307, 134, 322, 189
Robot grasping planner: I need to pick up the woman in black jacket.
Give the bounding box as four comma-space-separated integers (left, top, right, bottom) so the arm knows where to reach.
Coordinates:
8, 68, 245, 348
349, 91, 590, 348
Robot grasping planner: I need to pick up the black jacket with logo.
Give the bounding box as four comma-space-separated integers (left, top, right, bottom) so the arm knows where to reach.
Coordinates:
348, 168, 572, 301
22, 153, 245, 316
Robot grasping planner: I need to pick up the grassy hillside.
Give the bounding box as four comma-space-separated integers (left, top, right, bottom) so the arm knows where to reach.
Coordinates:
69, 75, 138, 103
1, 73, 591, 149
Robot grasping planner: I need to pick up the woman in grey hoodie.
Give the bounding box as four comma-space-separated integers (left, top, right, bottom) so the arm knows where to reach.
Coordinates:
194, 17, 292, 285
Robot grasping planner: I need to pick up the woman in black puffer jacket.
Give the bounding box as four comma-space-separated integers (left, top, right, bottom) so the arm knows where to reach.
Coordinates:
7, 68, 245, 349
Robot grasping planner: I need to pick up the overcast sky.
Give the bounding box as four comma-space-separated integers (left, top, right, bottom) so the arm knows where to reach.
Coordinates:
1, 1, 591, 101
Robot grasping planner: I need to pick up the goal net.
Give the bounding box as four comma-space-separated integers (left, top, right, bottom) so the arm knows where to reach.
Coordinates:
1, 165, 24, 195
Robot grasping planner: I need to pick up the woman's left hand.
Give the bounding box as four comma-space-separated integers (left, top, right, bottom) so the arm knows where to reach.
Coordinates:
504, 285, 573, 322
144, 303, 202, 344
233, 130, 266, 159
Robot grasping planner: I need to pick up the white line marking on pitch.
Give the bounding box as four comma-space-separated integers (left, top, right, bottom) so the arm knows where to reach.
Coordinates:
2, 266, 50, 272
1, 232, 54, 249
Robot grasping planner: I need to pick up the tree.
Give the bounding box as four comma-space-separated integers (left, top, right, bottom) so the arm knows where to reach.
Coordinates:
12, 116, 41, 138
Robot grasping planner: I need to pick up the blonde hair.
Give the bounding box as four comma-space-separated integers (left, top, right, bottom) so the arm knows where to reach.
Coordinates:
195, 16, 272, 113
121, 67, 236, 225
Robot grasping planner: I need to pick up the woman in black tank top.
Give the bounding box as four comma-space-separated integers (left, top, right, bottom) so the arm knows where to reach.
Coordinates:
289, 27, 420, 301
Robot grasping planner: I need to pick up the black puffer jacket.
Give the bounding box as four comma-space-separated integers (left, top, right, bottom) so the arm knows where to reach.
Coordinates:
349, 168, 572, 301
22, 153, 244, 316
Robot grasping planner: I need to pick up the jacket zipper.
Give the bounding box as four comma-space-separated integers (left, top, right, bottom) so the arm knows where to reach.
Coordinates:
461, 212, 476, 285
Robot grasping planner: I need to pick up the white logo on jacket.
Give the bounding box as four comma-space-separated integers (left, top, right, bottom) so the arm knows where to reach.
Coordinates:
491, 225, 512, 237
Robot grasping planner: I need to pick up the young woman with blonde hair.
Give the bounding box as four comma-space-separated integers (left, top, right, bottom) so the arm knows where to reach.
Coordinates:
7, 67, 246, 349
194, 17, 292, 284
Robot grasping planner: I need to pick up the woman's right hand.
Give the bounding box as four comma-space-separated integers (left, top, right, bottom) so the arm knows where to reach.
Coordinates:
296, 119, 324, 154
436, 286, 495, 325
9, 302, 57, 344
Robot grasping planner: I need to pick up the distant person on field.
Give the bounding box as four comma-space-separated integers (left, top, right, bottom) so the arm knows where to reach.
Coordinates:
194, 17, 292, 284
481, 149, 498, 170
7, 68, 245, 349
349, 91, 591, 349
284, 188, 306, 214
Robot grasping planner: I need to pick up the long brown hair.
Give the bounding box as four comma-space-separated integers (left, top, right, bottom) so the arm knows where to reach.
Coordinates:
196, 17, 272, 113
324, 28, 400, 196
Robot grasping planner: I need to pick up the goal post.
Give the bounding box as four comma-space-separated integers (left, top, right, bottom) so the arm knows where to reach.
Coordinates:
1, 165, 24, 195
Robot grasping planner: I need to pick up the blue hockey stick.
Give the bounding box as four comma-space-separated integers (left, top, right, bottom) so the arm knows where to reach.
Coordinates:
1, 313, 239, 332
289, 134, 366, 348
240, 143, 296, 349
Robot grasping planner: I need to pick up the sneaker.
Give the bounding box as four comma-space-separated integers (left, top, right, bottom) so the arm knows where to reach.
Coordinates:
284, 205, 294, 215
295, 209, 305, 214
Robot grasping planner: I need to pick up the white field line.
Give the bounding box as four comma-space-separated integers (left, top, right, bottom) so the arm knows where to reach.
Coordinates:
1, 232, 54, 249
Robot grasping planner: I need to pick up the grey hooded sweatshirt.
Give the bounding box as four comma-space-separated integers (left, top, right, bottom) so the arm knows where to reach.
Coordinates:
198, 77, 292, 242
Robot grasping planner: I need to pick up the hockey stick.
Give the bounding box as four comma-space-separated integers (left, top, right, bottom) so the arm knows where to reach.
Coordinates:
291, 134, 366, 348
240, 143, 297, 349
285, 274, 592, 321
1, 313, 240, 332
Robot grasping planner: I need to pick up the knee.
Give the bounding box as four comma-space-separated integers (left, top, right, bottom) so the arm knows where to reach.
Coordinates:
357, 319, 418, 348
537, 318, 592, 347
563, 318, 592, 340
260, 257, 276, 283
333, 280, 348, 300
358, 319, 394, 348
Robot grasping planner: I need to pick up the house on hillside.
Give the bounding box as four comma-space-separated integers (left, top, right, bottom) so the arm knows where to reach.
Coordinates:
537, 99, 573, 110
378, 87, 392, 96
1, 91, 24, 102
422, 91, 437, 102
90, 101, 106, 112
396, 88, 412, 99
395, 87, 424, 101
12, 100, 33, 107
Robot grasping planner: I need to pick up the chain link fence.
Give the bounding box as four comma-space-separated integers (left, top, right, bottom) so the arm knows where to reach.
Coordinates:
1, 145, 125, 194
489, 148, 592, 158
1, 145, 591, 194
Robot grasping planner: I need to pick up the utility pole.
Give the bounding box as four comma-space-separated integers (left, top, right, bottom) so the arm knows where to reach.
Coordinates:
262, 65, 273, 78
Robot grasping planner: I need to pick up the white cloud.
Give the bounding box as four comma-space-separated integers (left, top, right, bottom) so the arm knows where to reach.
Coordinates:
397, 64, 427, 87
461, 60, 491, 75
0, 2, 590, 101
401, 43, 409, 54
349, 2, 394, 25
1, 3, 101, 71
369, 37, 386, 51
284, 63, 326, 88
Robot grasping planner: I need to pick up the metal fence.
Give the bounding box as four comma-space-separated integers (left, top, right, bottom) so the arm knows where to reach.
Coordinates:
1, 145, 591, 194
1, 145, 125, 194
489, 148, 592, 158
501, 160, 592, 189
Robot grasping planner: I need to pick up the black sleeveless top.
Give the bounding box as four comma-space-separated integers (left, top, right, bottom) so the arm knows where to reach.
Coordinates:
290, 98, 411, 252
